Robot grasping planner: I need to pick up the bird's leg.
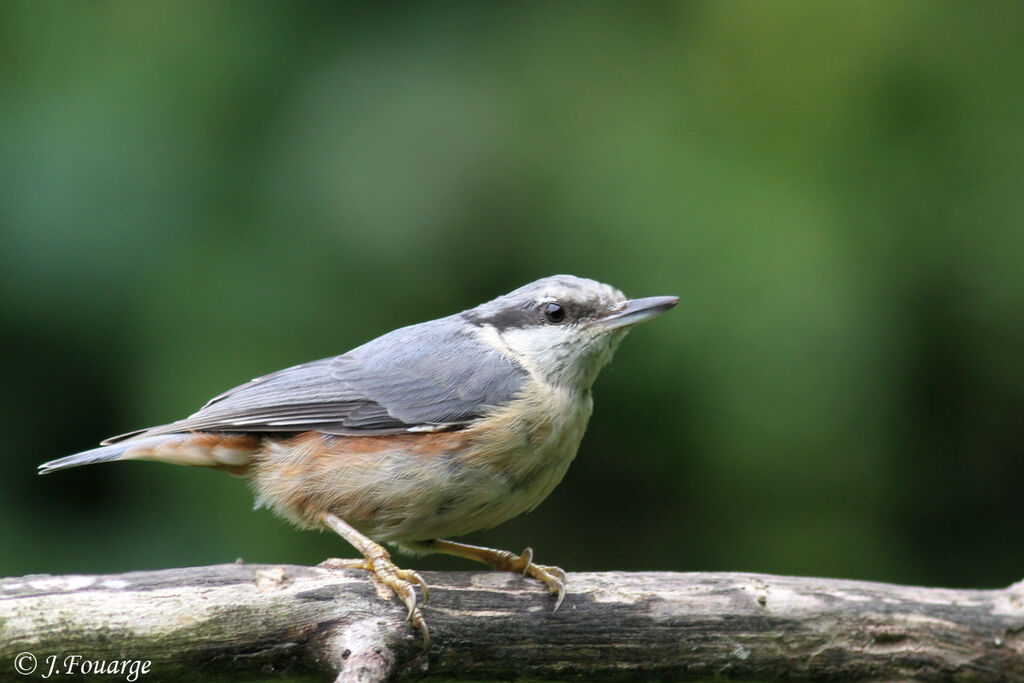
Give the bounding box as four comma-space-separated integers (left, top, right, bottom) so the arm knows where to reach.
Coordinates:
318, 513, 431, 647
410, 539, 566, 610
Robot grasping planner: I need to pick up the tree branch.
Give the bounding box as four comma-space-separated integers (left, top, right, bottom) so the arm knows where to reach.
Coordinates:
2, 564, 1022, 681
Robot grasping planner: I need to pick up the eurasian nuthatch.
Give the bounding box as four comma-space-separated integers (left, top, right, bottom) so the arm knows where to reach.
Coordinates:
41, 274, 677, 646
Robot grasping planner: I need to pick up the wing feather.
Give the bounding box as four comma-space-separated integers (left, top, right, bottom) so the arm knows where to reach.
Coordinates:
105, 317, 526, 443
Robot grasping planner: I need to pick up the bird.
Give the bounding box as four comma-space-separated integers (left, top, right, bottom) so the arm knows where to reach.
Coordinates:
40, 274, 677, 647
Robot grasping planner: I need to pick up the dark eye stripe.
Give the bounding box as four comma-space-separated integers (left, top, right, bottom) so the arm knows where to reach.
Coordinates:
462, 307, 536, 331
462, 296, 609, 331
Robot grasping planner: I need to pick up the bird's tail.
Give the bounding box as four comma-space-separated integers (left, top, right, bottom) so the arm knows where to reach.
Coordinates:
39, 433, 260, 475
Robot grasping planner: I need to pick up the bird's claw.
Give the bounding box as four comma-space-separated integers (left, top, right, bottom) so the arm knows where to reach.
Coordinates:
495, 547, 567, 611
320, 554, 432, 649
402, 567, 430, 605
527, 561, 567, 611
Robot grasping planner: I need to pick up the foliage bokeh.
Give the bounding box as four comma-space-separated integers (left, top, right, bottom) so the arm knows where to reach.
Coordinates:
2, 2, 1023, 590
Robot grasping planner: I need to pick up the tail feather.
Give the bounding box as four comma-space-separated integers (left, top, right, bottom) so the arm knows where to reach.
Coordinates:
38, 443, 132, 474
39, 433, 260, 474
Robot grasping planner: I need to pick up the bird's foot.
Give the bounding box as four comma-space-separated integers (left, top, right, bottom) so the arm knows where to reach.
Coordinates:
320, 549, 431, 648
491, 547, 567, 610
411, 539, 568, 611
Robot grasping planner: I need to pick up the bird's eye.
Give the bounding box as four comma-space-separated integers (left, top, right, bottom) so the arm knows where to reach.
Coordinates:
543, 302, 566, 324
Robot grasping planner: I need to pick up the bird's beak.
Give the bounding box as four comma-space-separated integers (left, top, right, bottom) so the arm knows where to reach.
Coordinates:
599, 295, 679, 330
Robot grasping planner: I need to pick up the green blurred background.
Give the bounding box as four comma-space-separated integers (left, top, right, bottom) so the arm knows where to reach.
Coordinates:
2, 2, 1022, 590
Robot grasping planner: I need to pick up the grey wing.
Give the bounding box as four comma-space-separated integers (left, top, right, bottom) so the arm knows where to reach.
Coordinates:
104, 318, 527, 443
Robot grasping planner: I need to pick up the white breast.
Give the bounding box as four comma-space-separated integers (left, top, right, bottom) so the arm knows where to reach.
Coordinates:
386, 383, 594, 541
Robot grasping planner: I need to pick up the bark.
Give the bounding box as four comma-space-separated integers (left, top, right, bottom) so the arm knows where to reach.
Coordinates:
1, 564, 1022, 681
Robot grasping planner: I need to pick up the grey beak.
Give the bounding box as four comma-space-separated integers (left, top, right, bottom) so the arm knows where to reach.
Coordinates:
600, 295, 678, 330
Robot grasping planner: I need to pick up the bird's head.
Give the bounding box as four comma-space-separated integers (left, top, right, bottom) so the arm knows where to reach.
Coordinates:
462, 275, 677, 392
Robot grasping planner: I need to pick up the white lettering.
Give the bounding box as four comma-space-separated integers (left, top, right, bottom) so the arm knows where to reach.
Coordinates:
42, 654, 58, 678
63, 654, 82, 673
31, 653, 152, 680
127, 660, 149, 682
